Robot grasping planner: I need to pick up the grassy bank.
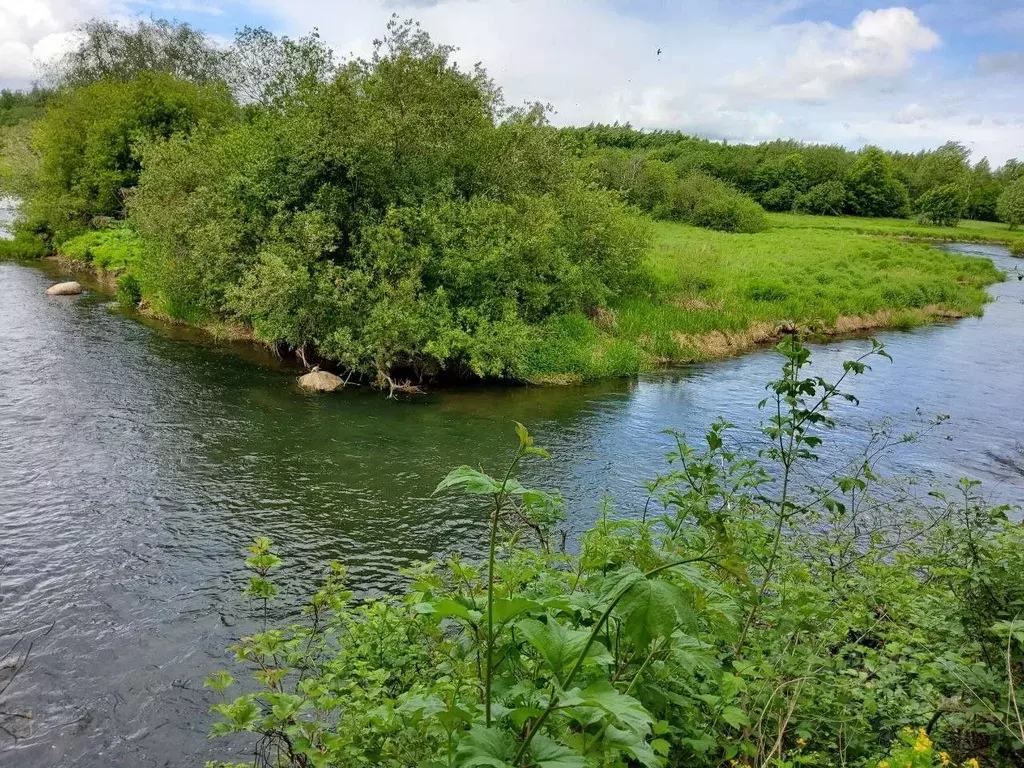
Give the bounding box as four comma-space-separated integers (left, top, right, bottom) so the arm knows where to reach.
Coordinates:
525, 220, 1004, 383
769, 211, 1021, 244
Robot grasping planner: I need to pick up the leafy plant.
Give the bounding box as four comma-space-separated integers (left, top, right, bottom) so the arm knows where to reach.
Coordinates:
205, 339, 1022, 767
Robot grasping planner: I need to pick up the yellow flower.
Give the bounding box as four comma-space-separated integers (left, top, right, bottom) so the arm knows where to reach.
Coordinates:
878, 761, 889, 768
939, 751, 951, 766
965, 759, 980, 768
797, 738, 807, 748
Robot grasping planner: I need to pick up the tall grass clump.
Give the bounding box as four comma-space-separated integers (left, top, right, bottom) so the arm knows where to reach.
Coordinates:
204, 339, 1024, 768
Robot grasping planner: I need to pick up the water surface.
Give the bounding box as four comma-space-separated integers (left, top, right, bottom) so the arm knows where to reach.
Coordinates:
0, 244, 1022, 766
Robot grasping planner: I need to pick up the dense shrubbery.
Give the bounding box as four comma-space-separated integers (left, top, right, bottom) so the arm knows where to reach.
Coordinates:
588, 150, 768, 233
126, 21, 648, 385
915, 182, 966, 227
998, 179, 1024, 230
568, 126, 1024, 224
205, 341, 1024, 768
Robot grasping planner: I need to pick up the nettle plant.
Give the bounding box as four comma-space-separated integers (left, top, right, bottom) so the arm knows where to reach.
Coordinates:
204, 338, 1023, 768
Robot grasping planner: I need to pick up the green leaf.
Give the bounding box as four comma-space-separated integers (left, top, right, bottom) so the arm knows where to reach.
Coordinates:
455, 725, 514, 768
616, 577, 695, 649
491, 597, 543, 624
530, 734, 586, 768
430, 597, 483, 623
517, 617, 595, 680
435, 466, 501, 495
720, 705, 749, 729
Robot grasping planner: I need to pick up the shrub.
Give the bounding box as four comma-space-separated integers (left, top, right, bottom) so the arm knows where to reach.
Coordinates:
794, 180, 848, 215
205, 340, 1017, 768
915, 182, 966, 227
26, 72, 236, 242
997, 178, 1024, 230
59, 226, 142, 272
1010, 239, 1023, 257
0, 230, 47, 259
672, 172, 769, 233
129, 21, 651, 385
845, 146, 911, 218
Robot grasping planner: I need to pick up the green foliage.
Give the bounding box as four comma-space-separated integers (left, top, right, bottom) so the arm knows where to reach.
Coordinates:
915, 182, 966, 227
26, 72, 235, 242
1009, 240, 1024, 258
48, 18, 224, 87
0, 88, 52, 127
207, 342, 1024, 768
794, 181, 848, 216
997, 179, 1024, 230
672, 173, 769, 233
60, 226, 142, 271
845, 147, 911, 218
0, 230, 48, 259
129, 21, 649, 385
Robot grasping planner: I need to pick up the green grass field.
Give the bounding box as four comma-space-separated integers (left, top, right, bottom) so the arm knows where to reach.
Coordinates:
525, 219, 1006, 382
769, 212, 1019, 244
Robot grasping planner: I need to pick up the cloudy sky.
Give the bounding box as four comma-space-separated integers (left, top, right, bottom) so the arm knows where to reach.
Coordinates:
1, 0, 1022, 163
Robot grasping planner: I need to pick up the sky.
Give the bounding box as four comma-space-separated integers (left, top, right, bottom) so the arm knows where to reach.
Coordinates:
1, 0, 1022, 164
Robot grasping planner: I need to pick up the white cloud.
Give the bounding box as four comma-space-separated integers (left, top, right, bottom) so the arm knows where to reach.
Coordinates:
728, 7, 940, 103
0, 1, 1021, 164
0, 0, 121, 88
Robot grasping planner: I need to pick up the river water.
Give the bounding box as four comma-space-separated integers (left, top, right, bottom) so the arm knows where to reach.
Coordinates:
0, 235, 1022, 766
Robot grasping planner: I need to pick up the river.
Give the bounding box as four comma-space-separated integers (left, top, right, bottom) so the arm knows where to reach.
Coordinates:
0, 239, 1022, 766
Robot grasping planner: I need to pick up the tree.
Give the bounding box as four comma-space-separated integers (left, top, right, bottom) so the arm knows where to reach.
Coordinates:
794, 181, 847, 216
996, 178, 1024, 230
845, 147, 910, 218
27, 73, 236, 241
224, 27, 336, 107
966, 158, 1002, 221
48, 19, 223, 87
911, 141, 970, 200
915, 182, 965, 227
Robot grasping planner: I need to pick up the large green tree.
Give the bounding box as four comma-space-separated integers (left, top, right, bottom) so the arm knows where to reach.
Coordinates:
997, 178, 1024, 230
845, 147, 910, 218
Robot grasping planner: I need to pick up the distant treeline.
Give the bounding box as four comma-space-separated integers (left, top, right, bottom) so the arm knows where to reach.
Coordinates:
562, 124, 1024, 225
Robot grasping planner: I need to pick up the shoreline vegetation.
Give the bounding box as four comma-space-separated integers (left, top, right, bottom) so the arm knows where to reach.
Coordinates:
0, 17, 1020, 391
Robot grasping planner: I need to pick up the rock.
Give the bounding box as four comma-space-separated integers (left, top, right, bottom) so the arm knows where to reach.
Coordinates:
46, 281, 83, 296
298, 369, 344, 392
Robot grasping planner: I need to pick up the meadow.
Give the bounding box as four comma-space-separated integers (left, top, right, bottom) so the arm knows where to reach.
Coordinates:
769, 211, 1020, 243
525, 219, 1005, 382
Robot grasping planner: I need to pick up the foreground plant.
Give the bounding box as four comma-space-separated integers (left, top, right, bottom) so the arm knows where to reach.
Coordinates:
205, 339, 1023, 768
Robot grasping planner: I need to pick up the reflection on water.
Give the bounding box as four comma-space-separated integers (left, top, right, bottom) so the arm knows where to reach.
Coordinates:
0, 243, 1022, 766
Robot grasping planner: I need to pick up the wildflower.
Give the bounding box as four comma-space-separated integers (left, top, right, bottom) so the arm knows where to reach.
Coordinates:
797, 738, 807, 748
939, 751, 951, 766
878, 761, 889, 768
965, 759, 980, 768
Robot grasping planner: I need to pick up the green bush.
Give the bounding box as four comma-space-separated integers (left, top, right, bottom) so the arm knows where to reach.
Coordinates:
997, 178, 1024, 230
129, 22, 650, 385
25, 71, 235, 242
672, 172, 769, 233
794, 180, 848, 215
846, 147, 911, 218
205, 340, 1020, 768
1010, 239, 1023, 257
0, 230, 48, 259
59, 226, 142, 272
915, 182, 966, 227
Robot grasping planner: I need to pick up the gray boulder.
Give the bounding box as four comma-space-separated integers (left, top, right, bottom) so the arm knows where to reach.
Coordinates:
46, 281, 83, 296
298, 369, 344, 392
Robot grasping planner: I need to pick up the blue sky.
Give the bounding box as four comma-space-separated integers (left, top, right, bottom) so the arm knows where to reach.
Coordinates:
2, 1, 1022, 163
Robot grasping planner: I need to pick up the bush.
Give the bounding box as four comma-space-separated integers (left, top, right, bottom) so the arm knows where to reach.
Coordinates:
129, 22, 651, 385
26, 72, 235, 242
59, 226, 142, 271
794, 180, 848, 215
1010, 239, 1023, 257
672, 172, 769, 233
997, 178, 1024, 230
206, 340, 1018, 768
915, 182, 966, 226
0, 230, 48, 259
845, 146, 911, 218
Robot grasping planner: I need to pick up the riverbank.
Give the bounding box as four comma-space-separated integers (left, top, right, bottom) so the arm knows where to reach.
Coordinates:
12, 218, 1007, 387
769, 211, 1023, 245
524, 221, 1005, 383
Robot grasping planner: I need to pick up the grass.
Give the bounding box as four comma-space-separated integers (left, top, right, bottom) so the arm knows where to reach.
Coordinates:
769, 211, 1020, 244
524, 218, 1005, 383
